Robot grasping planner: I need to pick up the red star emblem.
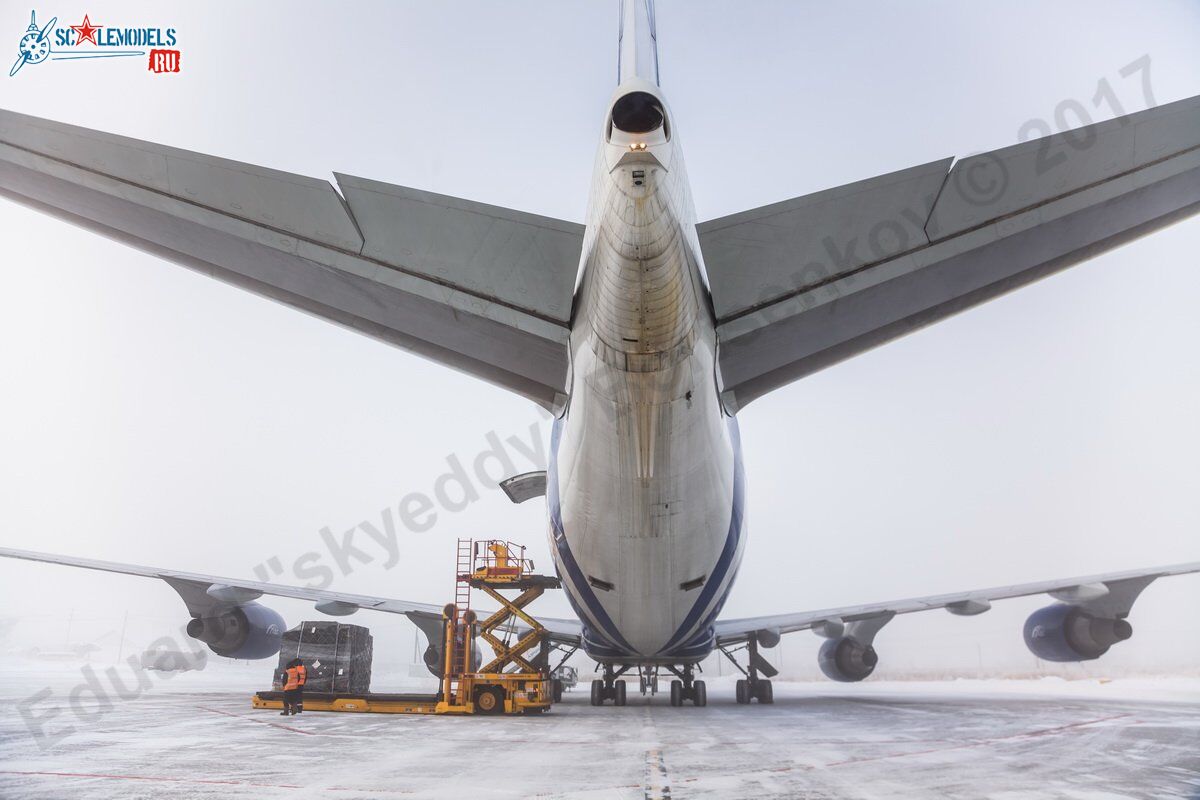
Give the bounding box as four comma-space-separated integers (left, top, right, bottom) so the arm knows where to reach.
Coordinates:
70, 14, 101, 46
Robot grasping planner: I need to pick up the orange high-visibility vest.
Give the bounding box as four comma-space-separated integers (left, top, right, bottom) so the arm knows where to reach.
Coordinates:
296, 665, 307, 686
283, 666, 299, 690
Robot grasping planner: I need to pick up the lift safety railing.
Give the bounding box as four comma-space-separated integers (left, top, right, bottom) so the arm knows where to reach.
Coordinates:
466, 540, 536, 582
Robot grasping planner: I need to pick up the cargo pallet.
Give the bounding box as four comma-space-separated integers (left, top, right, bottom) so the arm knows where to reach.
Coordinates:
252, 539, 561, 716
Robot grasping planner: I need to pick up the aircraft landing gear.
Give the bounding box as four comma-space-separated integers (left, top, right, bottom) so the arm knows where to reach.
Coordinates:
664, 664, 706, 707
638, 665, 660, 696
721, 634, 777, 705
593, 663, 709, 707
734, 676, 772, 704
590, 663, 630, 706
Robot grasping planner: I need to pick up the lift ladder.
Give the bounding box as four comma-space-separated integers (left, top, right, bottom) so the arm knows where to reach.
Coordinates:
454, 538, 473, 612
443, 538, 475, 705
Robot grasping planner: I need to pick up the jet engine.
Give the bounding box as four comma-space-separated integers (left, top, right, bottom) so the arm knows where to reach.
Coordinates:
185, 602, 285, 659
410, 610, 483, 678
1023, 603, 1132, 662
818, 636, 879, 682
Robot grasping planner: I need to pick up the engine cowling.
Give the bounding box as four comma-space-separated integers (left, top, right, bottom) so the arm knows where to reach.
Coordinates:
186, 602, 285, 659
410, 612, 483, 678
818, 636, 879, 682
1023, 604, 1132, 662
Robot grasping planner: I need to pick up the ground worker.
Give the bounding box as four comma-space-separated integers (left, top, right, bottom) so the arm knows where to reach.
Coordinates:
280, 659, 302, 716
293, 657, 307, 713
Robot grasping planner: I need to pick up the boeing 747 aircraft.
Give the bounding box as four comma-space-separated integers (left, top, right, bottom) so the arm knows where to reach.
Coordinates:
2, 1, 1199, 707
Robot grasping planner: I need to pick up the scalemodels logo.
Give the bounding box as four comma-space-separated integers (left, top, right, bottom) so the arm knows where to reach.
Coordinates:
9, 9, 181, 77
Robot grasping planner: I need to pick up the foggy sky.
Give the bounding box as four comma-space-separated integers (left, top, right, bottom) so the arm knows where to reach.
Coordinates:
1, 0, 1198, 679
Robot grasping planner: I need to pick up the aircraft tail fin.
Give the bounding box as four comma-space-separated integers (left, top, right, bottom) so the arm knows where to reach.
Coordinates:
618, 0, 659, 85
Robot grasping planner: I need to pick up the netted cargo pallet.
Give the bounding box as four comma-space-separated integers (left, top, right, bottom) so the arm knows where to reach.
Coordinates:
275, 621, 373, 694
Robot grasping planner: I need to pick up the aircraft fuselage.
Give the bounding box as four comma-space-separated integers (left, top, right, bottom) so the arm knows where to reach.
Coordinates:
548, 78, 745, 664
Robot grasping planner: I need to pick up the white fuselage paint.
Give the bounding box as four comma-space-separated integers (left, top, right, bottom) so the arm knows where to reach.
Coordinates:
548, 79, 746, 664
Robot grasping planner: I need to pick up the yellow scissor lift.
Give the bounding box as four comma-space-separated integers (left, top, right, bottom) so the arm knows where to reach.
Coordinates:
252, 539, 560, 716
436, 539, 560, 714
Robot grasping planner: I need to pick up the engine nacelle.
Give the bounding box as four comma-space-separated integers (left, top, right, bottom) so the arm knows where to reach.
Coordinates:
818, 636, 879, 682
410, 612, 482, 678
186, 602, 285, 660
1023, 604, 1132, 662
755, 627, 782, 649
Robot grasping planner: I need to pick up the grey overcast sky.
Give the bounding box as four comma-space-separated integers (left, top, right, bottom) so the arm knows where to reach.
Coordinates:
1, 0, 1198, 678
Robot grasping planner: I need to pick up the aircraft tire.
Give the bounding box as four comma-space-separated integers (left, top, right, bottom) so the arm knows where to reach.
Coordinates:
693, 680, 707, 707
669, 680, 683, 707
590, 679, 604, 706
757, 679, 774, 704
735, 679, 750, 704
614, 680, 627, 706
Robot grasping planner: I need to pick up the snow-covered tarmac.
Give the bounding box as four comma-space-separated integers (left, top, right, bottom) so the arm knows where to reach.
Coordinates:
0, 664, 1197, 799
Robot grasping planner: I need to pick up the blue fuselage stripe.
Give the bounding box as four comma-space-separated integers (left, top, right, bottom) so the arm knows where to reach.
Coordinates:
547, 418, 637, 655
658, 417, 745, 654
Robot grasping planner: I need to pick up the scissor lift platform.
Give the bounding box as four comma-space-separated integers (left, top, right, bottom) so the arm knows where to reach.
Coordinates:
436, 540, 559, 714
469, 573, 561, 591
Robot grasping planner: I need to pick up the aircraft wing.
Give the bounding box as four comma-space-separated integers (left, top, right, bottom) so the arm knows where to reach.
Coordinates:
712, 560, 1200, 646
0, 110, 584, 409
0, 546, 584, 643
701, 94, 1200, 411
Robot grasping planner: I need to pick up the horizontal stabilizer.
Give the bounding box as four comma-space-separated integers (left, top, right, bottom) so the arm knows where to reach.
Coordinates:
0, 110, 585, 408
702, 94, 1200, 410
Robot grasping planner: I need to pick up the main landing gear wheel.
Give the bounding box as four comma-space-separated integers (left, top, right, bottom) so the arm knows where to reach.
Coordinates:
723, 634, 779, 706
592, 663, 631, 706
693, 679, 707, 707
735, 678, 772, 704
669, 679, 683, 707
